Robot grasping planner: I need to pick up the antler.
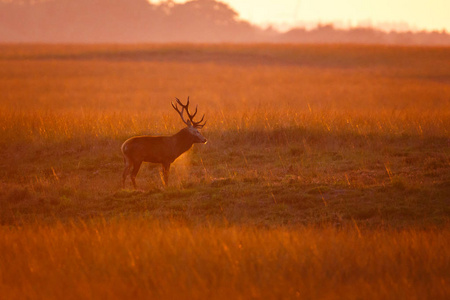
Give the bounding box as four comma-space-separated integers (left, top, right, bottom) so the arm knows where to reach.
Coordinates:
171, 98, 189, 126
171, 97, 206, 128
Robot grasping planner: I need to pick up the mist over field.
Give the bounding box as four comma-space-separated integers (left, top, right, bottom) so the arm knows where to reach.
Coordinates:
1, 0, 450, 45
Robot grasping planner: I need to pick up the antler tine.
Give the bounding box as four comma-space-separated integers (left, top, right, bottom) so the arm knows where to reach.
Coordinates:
177, 96, 195, 120
172, 98, 189, 126
188, 105, 198, 119
175, 97, 186, 108
172, 97, 206, 128
194, 120, 206, 129
196, 114, 205, 124
172, 98, 182, 113
183, 97, 199, 121
175, 97, 194, 115
171, 101, 178, 111
192, 114, 206, 128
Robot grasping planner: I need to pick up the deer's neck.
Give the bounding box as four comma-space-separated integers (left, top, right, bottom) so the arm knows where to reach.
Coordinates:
171, 128, 194, 159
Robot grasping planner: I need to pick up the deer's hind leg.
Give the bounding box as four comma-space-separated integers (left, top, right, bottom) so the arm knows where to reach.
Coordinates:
122, 157, 133, 189
130, 161, 142, 189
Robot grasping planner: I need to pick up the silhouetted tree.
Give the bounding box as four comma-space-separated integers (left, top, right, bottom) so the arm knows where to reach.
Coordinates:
1, 0, 449, 44
0, 0, 262, 42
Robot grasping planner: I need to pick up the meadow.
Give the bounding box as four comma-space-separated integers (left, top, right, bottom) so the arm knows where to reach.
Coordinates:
0, 44, 449, 299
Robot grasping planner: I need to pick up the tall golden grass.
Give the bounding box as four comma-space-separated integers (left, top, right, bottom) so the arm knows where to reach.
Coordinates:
0, 44, 449, 299
1, 218, 449, 300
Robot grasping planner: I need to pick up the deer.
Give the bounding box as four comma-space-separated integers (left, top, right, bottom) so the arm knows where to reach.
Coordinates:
121, 97, 207, 189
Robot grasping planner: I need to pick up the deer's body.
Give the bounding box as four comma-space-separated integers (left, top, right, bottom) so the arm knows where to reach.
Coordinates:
122, 128, 196, 165
121, 98, 206, 189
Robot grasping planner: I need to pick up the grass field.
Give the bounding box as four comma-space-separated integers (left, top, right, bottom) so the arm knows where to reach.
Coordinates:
0, 44, 449, 299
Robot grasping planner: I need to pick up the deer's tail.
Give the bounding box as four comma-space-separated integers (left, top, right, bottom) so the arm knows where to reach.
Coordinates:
121, 142, 129, 165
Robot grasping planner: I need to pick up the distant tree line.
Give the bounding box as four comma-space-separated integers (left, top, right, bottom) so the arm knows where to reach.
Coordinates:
280, 24, 450, 46
1, 0, 449, 45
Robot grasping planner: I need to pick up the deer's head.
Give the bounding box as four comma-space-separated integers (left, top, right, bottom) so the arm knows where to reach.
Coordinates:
172, 97, 207, 144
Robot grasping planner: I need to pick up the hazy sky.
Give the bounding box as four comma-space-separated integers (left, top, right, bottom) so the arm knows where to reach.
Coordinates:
155, 0, 450, 32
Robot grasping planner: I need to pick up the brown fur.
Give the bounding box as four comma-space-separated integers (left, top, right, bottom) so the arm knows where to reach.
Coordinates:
121, 127, 206, 188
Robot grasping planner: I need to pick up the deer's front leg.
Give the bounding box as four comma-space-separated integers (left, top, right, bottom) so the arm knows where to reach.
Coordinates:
161, 163, 171, 186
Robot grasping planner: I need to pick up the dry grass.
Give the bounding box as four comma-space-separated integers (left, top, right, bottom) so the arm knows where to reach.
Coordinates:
1, 218, 449, 300
0, 44, 449, 299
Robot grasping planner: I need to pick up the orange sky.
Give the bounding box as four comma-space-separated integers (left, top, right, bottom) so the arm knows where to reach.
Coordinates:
154, 0, 450, 32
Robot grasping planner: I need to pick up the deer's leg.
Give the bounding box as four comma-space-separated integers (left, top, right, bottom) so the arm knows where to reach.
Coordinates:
162, 163, 170, 186
130, 161, 142, 189
122, 158, 132, 189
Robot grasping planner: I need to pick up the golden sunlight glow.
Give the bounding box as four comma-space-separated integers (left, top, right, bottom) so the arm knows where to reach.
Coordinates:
155, 0, 450, 31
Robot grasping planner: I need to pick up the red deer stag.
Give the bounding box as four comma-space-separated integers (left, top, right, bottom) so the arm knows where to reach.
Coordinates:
121, 97, 206, 189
